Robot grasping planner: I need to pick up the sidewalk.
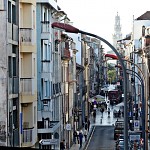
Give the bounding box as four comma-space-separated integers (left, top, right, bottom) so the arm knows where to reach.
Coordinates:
70, 104, 124, 150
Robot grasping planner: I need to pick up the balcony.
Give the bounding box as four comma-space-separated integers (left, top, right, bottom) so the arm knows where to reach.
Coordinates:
20, 28, 35, 45
20, 78, 36, 103
20, 78, 35, 95
61, 48, 70, 60
20, 28, 36, 53
9, 77, 19, 94
41, 21, 50, 40
7, 23, 19, 43
20, 0, 36, 5
22, 127, 37, 147
13, 24, 19, 42
38, 121, 60, 134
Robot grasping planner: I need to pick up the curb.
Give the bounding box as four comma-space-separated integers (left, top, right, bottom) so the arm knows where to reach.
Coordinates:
81, 125, 95, 150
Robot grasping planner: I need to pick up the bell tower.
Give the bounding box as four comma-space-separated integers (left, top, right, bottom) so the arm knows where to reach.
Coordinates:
112, 12, 122, 49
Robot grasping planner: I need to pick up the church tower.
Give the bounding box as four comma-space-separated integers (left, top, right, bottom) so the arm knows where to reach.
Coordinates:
112, 12, 122, 49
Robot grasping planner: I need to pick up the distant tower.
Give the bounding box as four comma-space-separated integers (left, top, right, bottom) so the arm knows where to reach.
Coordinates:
112, 12, 122, 50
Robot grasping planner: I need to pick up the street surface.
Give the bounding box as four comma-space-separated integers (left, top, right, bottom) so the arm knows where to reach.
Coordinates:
86, 126, 115, 150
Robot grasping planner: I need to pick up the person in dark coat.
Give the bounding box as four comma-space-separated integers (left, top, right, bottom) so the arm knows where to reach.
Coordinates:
87, 119, 90, 131
93, 110, 96, 122
60, 140, 65, 150
73, 130, 77, 144
79, 130, 83, 148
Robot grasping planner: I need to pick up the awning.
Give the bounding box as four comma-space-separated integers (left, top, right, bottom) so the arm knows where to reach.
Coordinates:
89, 95, 105, 103
105, 54, 118, 60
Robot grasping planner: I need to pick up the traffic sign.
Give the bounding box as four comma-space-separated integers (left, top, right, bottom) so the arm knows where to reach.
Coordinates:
134, 120, 140, 131
39, 139, 58, 145
66, 123, 71, 130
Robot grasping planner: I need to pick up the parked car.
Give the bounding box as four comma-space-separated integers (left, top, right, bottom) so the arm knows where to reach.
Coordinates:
118, 134, 124, 141
116, 139, 124, 150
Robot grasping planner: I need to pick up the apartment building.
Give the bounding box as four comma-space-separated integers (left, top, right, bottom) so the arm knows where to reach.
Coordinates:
0, 0, 19, 147
36, 0, 67, 149
116, 11, 150, 149
19, 0, 37, 147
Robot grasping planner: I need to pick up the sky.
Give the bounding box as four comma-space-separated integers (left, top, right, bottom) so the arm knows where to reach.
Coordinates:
57, 0, 150, 51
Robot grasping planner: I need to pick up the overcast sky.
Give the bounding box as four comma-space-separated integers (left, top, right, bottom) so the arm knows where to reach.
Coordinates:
57, 0, 150, 51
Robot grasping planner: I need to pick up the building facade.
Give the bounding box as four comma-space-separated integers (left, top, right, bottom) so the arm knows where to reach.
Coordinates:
19, 0, 37, 147
0, 0, 19, 147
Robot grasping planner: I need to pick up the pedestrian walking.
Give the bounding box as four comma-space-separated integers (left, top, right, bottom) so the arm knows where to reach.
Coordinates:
76, 130, 79, 144
84, 121, 88, 130
73, 130, 77, 144
87, 119, 90, 131
79, 130, 83, 148
93, 110, 96, 123
100, 107, 104, 117
108, 108, 110, 117
105, 103, 107, 110
118, 109, 121, 117
122, 110, 124, 117
84, 129, 88, 141
60, 139, 65, 150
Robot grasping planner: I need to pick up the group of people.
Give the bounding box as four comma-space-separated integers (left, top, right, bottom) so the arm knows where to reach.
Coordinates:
73, 119, 90, 148
113, 109, 124, 118
73, 129, 88, 148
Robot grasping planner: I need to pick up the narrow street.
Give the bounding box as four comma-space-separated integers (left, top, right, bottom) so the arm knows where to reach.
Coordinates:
86, 126, 115, 150
85, 104, 124, 150
71, 103, 124, 150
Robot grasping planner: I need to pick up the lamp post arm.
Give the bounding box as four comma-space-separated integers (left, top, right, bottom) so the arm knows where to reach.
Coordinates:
123, 59, 145, 82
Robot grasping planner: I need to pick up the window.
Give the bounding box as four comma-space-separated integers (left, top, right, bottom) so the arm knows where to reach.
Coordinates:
44, 80, 50, 97
42, 41, 50, 61
55, 40, 59, 51
33, 58, 35, 77
34, 106, 36, 124
8, 1, 11, 23
8, 56, 12, 77
33, 10, 35, 29
13, 57, 16, 76
12, 4, 16, 24
0, 0, 4, 10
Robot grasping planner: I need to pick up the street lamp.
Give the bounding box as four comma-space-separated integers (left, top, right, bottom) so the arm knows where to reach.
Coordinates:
123, 59, 147, 150
116, 57, 146, 149
126, 69, 145, 147
51, 22, 128, 150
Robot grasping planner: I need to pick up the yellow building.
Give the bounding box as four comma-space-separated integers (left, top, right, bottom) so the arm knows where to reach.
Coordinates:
19, 0, 37, 147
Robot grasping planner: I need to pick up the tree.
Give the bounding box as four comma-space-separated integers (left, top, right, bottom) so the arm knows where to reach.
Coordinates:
107, 63, 116, 83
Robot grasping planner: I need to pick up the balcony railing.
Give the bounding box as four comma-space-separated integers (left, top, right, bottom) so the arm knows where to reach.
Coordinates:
23, 128, 32, 143
20, 78, 35, 95
20, 28, 35, 45
13, 24, 19, 42
41, 21, 50, 33
9, 77, 19, 94
22, 127, 36, 146
61, 48, 70, 59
